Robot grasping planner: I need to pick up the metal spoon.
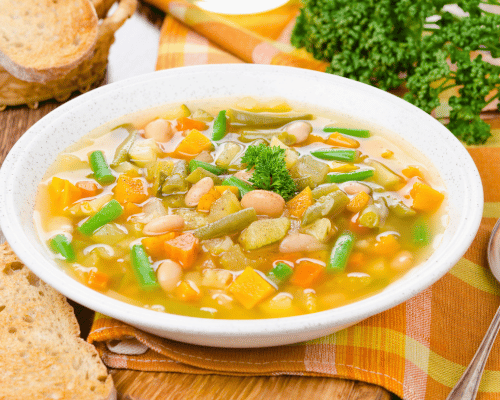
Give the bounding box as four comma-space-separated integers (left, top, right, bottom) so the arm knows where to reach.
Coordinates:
446, 218, 500, 400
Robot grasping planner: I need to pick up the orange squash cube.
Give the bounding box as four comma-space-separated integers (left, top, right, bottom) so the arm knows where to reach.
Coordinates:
287, 187, 313, 218
164, 233, 200, 269
113, 175, 149, 205
410, 181, 444, 213
229, 267, 275, 309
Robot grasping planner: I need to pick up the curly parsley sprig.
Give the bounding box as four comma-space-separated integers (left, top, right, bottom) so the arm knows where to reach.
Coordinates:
241, 144, 297, 200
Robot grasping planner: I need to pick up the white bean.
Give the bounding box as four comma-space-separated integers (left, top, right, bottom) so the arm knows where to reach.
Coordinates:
185, 177, 214, 207
241, 190, 285, 217
142, 215, 185, 235
279, 233, 327, 253
233, 169, 254, 183
144, 119, 173, 142
390, 250, 414, 271
286, 121, 312, 144
341, 181, 371, 195
157, 260, 183, 292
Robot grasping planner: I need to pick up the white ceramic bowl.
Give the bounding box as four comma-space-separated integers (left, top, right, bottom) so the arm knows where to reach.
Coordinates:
0, 65, 483, 348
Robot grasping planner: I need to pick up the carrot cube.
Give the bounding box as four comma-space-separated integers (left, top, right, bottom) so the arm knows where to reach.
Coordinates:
346, 191, 370, 213
369, 234, 401, 257
410, 181, 444, 213
347, 251, 366, 269
229, 267, 275, 309
164, 233, 200, 269
215, 185, 239, 197
113, 175, 149, 205
286, 187, 313, 218
76, 181, 99, 197
175, 129, 213, 156
48, 177, 82, 209
289, 261, 324, 288
402, 165, 424, 180
326, 132, 359, 148
142, 232, 177, 259
87, 270, 110, 292
175, 281, 202, 302
175, 117, 208, 132
197, 188, 221, 212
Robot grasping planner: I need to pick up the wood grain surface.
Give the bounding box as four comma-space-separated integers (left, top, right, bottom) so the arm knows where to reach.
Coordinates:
0, 3, 393, 400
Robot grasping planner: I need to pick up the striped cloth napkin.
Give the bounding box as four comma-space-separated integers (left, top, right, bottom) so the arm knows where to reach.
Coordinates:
88, 1, 500, 399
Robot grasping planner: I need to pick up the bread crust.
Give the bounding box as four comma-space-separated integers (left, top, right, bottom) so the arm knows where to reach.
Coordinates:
0, 242, 116, 400
0, 0, 99, 83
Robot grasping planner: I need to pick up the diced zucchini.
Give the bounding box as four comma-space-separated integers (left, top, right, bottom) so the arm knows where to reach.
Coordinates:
91, 223, 127, 245
160, 104, 191, 119
162, 194, 186, 209
378, 193, 417, 218
302, 190, 349, 226
208, 190, 242, 222
238, 217, 290, 250
365, 160, 402, 189
218, 244, 253, 271
147, 160, 174, 196
131, 198, 167, 224
291, 155, 330, 189
201, 269, 233, 288
173, 209, 207, 229
128, 139, 159, 167
191, 109, 214, 122
215, 142, 243, 169
114, 161, 140, 175
311, 183, 340, 199
300, 218, 332, 242
186, 167, 222, 185
202, 236, 234, 255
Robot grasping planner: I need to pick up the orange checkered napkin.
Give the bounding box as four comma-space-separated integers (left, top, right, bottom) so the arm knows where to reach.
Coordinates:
88, 2, 500, 399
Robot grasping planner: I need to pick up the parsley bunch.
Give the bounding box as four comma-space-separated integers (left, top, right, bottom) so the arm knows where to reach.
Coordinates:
241, 144, 297, 200
291, 0, 500, 144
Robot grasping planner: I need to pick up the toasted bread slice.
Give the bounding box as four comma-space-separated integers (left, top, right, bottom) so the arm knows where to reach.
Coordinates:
0, 243, 116, 400
0, 0, 99, 83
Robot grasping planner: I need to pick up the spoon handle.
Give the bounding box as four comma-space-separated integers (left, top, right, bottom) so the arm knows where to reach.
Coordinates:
446, 304, 500, 399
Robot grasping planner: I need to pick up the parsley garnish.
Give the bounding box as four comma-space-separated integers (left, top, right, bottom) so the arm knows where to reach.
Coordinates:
241, 144, 297, 200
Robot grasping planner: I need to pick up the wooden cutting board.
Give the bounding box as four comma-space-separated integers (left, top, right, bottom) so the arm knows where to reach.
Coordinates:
0, 3, 393, 399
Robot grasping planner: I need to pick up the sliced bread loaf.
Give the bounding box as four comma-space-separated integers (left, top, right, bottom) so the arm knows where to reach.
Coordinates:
0, 0, 99, 83
0, 242, 116, 400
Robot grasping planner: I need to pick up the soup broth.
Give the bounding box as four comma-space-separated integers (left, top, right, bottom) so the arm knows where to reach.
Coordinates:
34, 98, 448, 319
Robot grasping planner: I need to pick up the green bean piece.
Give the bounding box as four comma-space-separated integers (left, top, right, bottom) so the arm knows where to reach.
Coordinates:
302, 190, 349, 226
411, 219, 432, 247
131, 244, 160, 291
227, 109, 313, 127
188, 159, 226, 175
311, 149, 357, 162
78, 199, 123, 236
311, 183, 340, 199
380, 194, 416, 218
267, 262, 294, 285
50, 234, 76, 262
212, 110, 227, 141
238, 217, 290, 250
110, 125, 137, 167
89, 151, 115, 185
162, 160, 188, 194
193, 208, 257, 240
327, 231, 356, 273
186, 167, 222, 185
323, 127, 370, 138
221, 176, 254, 197
328, 169, 374, 183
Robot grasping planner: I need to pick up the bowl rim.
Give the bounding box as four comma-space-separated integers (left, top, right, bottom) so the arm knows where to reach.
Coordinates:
0, 64, 484, 342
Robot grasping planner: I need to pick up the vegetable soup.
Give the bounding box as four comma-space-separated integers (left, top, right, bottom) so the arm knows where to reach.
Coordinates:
34, 98, 448, 319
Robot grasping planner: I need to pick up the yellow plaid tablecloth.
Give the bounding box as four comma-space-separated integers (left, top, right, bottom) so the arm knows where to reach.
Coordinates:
88, 2, 500, 399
